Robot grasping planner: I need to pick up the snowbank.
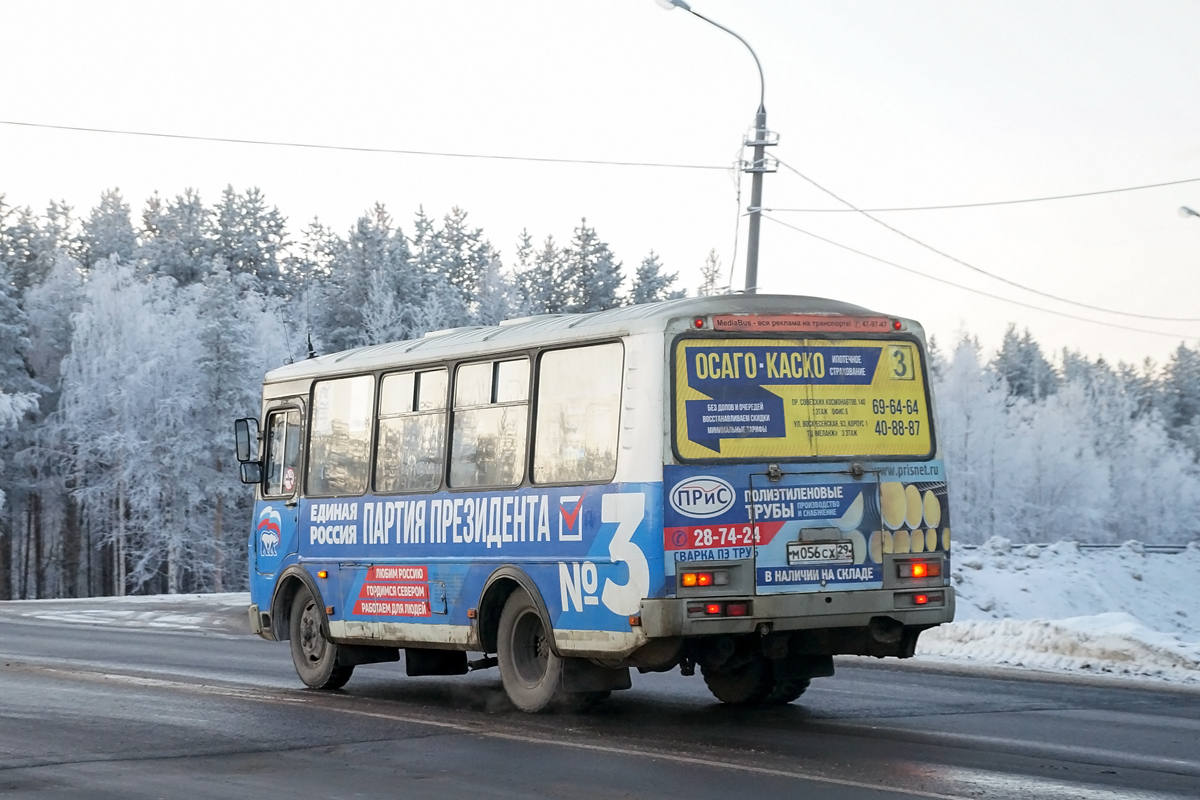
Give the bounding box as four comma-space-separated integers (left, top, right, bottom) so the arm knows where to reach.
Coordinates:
0, 592, 251, 634
916, 539, 1200, 683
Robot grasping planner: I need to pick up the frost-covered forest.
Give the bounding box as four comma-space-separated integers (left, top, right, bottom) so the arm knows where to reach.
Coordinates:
0, 187, 1197, 600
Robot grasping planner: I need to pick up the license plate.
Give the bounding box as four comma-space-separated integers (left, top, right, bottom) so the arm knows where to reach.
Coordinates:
787, 540, 853, 565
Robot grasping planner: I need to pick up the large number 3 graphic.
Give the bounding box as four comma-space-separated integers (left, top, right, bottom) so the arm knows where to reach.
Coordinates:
600, 493, 649, 616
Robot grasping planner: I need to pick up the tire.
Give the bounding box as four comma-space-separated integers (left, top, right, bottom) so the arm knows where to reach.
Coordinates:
289, 585, 354, 690
764, 676, 810, 706
496, 590, 565, 713
701, 654, 774, 705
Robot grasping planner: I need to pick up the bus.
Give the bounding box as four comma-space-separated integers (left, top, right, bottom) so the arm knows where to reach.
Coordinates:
234, 295, 954, 711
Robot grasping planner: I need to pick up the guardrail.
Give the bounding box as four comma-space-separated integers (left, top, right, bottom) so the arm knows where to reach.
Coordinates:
957, 542, 1191, 554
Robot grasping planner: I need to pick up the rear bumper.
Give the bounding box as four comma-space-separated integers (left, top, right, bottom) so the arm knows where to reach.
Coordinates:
640, 586, 955, 638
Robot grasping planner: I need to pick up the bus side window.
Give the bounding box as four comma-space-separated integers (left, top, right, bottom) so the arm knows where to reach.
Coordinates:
533, 342, 623, 484
450, 358, 529, 488
264, 409, 301, 497
308, 375, 375, 497
375, 368, 448, 493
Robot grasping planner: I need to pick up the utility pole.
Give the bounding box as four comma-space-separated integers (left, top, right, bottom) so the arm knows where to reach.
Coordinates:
658, 0, 775, 293
743, 105, 776, 294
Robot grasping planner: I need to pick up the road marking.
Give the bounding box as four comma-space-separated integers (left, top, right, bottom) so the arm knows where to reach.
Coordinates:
809, 719, 1200, 778
4, 661, 968, 799
298, 697, 976, 800
7, 660, 1198, 798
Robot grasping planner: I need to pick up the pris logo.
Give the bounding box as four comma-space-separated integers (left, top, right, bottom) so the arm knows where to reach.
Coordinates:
669, 476, 736, 519
257, 506, 281, 557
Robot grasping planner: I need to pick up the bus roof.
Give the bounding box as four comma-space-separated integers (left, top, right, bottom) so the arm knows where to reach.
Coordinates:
264, 293, 894, 384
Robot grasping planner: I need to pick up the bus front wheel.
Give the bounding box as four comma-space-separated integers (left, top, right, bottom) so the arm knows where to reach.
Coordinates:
496, 590, 564, 712
289, 585, 353, 690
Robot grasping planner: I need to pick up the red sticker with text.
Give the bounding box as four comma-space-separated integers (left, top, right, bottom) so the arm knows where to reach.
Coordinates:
366, 565, 428, 582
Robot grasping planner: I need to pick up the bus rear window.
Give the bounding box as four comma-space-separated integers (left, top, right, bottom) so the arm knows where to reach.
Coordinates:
673, 337, 933, 461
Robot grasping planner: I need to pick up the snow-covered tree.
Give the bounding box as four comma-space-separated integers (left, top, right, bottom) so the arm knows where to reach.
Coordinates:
80, 189, 137, 269
314, 204, 422, 351
698, 249, 723, 297
992, 324, 1059, 400
139, 189, 213, 286
561, 219, 622, 313
213, 186, 290, 295
630, 250, 683, 305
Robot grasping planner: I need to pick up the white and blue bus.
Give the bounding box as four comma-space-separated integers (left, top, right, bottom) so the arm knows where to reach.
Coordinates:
235, 295, 954, 711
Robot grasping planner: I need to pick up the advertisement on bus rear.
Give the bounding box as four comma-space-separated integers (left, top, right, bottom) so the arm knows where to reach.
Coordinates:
673, 337, 934, 461
663, 462, 950, 593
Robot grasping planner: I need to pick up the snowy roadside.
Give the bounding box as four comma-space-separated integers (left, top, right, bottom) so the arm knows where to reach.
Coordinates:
0, 592, 252, 635
912, 539, 1200, 684
2, 541, 1198, 687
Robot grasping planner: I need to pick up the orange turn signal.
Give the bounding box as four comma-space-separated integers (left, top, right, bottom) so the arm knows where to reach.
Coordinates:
317, 570, 328, 579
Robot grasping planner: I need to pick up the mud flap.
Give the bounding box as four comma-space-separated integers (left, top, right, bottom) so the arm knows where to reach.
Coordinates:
562, 659, 632, 693
336, 645, 400, 667
405, 648, 468, 676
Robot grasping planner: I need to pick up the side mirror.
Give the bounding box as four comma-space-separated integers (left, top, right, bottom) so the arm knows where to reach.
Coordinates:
234, 417, 259, 463
239, 461, 263, 485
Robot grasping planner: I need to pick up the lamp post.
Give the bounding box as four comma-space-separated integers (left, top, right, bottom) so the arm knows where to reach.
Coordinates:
658, 0, 775, 294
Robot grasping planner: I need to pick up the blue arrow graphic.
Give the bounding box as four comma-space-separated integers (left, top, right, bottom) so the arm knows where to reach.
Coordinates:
685, 384, 786, 453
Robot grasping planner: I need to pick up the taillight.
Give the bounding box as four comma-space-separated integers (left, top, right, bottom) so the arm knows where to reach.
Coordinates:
705, 603, 722, 615
898, 561, 941, 579
914, 594, 929, 605
680, 570, 729, 588
726, 603, 749, 617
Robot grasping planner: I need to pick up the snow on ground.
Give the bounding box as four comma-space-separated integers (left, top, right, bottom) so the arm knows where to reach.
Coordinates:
0, 592, 251, 634
3, 541, 1199, 685
916, 539, 1200, 683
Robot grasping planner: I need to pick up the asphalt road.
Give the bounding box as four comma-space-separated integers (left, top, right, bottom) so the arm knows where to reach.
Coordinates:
0, 600, 1198, 799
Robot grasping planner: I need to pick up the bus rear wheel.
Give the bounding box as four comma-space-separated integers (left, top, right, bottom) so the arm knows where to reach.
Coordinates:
701, 654, 773, 705
289, 585, 353, 690
496, 590, 565, 713
764, 676, 811, 705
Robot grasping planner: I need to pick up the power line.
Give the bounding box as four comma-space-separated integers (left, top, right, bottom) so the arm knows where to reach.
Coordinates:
0, 119, 727, 171
772, 156, 1200, 323
762, 214, 1191, 340
765, 176, 1200, 213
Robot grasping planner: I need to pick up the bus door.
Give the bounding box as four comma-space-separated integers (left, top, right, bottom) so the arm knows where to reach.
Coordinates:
748, 467, 882, 596
255, 406, 303, 576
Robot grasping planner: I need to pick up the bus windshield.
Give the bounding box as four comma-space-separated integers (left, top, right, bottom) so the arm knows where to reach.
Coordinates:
673, 336, 933, 461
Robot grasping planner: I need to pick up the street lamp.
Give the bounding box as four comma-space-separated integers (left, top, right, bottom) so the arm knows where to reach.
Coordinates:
1180, 206, 1200, 219
658, 0, 776, 294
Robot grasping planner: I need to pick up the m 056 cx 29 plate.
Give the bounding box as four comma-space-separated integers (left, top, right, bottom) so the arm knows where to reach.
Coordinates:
786, 540, 853, 566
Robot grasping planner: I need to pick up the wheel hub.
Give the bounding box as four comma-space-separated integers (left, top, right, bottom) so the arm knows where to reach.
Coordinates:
299, 602, 325, 663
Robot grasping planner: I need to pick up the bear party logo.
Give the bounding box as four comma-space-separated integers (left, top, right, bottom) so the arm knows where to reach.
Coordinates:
257, 506, 281, 557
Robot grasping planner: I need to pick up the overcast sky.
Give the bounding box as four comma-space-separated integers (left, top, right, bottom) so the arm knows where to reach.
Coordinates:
2, 0, 1198, 365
